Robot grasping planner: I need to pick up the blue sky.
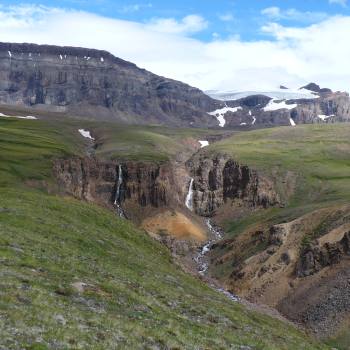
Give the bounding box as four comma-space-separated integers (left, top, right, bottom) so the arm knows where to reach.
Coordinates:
0, 1, 350, 91
1, 0, 349, 41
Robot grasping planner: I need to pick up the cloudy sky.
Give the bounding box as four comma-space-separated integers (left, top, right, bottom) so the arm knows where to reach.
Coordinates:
0, 0, 350, 92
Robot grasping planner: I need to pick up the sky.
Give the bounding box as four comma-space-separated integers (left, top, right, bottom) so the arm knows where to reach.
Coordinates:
0, 0, 350, 92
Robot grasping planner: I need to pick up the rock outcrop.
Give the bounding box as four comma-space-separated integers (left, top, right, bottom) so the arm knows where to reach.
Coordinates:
296, 231, 350, 277
0, 42, 221, 127
187, 155, 280, 216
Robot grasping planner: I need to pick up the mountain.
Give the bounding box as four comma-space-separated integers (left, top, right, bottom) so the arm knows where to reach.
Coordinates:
207, 84, 350, 128
0, 42, 222, 127
1, 42, 350, 130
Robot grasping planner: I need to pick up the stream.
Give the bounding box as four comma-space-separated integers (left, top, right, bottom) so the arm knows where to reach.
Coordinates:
185, 179, 239, 302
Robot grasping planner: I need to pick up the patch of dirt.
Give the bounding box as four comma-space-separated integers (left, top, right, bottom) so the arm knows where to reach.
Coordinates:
142, 210, 207, 242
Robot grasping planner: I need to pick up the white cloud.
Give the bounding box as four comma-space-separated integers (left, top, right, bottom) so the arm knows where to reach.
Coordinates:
218, 12, 234, 22
329, 0, 347, 7
261, 7, 281, 18
121, 3, 153, 13
147, 14, 208, 34
0, 5, 350, 93
261, 7, 328, 23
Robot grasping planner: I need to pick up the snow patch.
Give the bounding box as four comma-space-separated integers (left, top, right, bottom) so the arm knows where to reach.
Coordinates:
100, 57, 104, 62
0, 113, 37, 120
208, 106, 242, 127
78, 129, 94, 140
263, 99, 297, 112
318, 114, 334, 121
199, 140, 209, 148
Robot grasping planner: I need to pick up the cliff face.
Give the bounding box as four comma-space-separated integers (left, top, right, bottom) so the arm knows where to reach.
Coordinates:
53, 158, 183, 221
0, 42, 220, 127
53, 153, 279, 221
187, 155, 280, 216
291, 92, 350, 124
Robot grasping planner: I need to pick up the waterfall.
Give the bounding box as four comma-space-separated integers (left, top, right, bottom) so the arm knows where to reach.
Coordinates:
185, 178, 194, 211
114, 165, 125, 218
114, 165, 123, 205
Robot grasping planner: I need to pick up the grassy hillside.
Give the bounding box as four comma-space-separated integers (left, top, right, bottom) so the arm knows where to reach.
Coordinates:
205, 124, 350, 233
91, 122, 218, 162
0, 117, 328, 349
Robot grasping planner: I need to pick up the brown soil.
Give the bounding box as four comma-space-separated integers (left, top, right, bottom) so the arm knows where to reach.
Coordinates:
142, 210, 207, 242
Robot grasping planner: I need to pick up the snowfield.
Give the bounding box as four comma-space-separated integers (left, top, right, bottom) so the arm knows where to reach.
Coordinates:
206, 88, 320, 101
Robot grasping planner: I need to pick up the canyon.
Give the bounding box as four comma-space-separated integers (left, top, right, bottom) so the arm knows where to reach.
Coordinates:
51, 121, 350, 347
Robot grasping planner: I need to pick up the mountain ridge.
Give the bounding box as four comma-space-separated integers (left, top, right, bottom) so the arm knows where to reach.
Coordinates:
0, 41, 222, 127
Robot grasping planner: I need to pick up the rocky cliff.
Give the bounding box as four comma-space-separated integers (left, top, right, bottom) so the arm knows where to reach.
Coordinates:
53, 157, 184, 222
187, 154, 280, 216
53, 152, 280, 222
0, 42, 221, 127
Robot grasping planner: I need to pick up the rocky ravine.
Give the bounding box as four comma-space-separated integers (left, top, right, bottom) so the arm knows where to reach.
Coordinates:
53, 152, 285, 313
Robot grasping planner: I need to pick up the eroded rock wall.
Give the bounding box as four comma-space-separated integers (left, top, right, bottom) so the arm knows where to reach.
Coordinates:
187, 155, 280, 216
53, 158, 180, 219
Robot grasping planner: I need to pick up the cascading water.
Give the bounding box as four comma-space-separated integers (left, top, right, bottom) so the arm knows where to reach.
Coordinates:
195, 219, 239, 302
185, 178, 194, 211
114, 165, 123, 205
195, 219, 222, 275
114, 165, 125, 218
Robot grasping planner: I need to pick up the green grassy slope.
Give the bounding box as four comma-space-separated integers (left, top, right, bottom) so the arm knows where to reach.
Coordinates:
92, 122, 218, 162
206, 124, 350, 233
0, 117, 328, 348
